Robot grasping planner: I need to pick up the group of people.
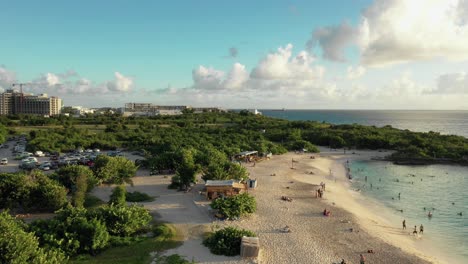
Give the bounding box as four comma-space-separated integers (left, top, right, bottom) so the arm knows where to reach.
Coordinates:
340, 253, 366, 264
403, 219, 424, 235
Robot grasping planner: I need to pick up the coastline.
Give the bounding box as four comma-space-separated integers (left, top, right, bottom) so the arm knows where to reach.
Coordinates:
307, 149, 451, 263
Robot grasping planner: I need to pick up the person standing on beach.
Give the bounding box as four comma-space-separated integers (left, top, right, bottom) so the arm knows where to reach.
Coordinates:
413, 226, 418, 235
359, 254, 366, 264
420, 224, 424, 234
402, 219, 406, 230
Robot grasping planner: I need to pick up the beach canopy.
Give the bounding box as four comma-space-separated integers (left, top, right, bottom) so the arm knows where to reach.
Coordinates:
236, 151, 258, 157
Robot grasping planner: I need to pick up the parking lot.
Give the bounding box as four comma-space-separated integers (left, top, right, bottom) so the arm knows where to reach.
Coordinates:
0, 138, 144, 174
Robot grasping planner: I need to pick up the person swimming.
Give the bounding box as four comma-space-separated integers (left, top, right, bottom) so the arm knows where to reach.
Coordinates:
458, 212, 463, 216
428, 211, 433, 218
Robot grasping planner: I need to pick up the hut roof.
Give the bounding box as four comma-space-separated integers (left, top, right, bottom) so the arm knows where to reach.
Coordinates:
205, 180, 246, 189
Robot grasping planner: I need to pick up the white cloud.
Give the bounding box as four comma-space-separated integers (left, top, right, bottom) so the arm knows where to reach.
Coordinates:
347, 66, 366, 79
433, 72, 468, 93
46, 73, 60, 86
251, 44, 324, 80
307, 22, 357, 62
310, 0, 468, 66
222, 63, 249, 89
106, 72, 133, 92
0, 66, 17, 91
192, 66, 225, 90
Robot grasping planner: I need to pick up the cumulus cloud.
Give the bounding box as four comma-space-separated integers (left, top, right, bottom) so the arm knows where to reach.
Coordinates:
0, 66, 17, 91
106, 72, 133, 92
433, 72, 468, 93
307, 22, 357, 61
228, 47, 238, 58
251, 44, 324, 80
22, 70, 134, 95
309, 0, 468, 66
347, 66, 366, 79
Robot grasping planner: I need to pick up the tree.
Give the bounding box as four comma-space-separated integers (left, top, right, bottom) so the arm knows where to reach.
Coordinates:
72, 172, 88, 207
93, 156, 138, 184
109, 185, 126, 205
93, 204, 152, 236
0, 211, 66, 264
174, 148, 200, 190
55, 165, 97, 192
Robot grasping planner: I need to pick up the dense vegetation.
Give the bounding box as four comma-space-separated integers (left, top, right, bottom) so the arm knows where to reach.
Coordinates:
211, 193, 257, 219
203, 226, 256, 256
1, 111, 467, 166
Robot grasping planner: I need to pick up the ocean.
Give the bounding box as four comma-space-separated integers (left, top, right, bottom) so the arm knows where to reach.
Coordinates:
350, 161, 468, 263
260, 110, 468, 138
260, 109, 468, 263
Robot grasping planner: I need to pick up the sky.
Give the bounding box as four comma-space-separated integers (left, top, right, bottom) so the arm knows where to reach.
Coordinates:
1, 0, 468, 109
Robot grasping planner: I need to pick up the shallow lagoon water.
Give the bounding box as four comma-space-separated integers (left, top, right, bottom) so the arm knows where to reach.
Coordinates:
350, 160, 468, 263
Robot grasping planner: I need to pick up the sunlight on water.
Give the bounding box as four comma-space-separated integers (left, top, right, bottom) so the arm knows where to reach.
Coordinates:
350, 161, 468, 262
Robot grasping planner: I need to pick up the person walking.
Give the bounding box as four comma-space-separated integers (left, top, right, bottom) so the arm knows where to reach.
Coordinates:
402, 219, 406, 230
359, 254, 366, 264
419, 224, 424, 234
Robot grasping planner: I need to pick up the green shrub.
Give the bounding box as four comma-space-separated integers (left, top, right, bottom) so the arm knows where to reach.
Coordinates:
30, 206, 109, 256
84, 194, 105, 208
203, 226, 256, 256
109, 185, 126, 205
153, 223, 175, 239
126, 191, 155, 202
0, 211, 67, 264
92, 204, 152, 236
210, 193, 256, 219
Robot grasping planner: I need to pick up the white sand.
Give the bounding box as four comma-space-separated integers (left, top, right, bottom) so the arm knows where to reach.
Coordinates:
91, 150, 439, 264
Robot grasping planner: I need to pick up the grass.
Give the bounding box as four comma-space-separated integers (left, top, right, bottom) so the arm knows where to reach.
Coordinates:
70, 223, 182, 264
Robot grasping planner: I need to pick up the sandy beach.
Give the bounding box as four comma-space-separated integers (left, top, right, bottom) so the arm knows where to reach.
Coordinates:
92, 150, 440, 264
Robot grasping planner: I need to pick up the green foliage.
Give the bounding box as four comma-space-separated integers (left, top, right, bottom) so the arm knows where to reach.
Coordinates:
93, 156, 138, 184
92, 204, 152, 237
203, 226, 256, 256
30, 206, 110, 256
55, 165, 97, 192
126, 191, 155, 202
109, 185, 127, 205
210, 193, 256, 219
72, 172, 88, 207
0, 211, 67, 264
84, 194, 105, 208
152, 223, 176, 239
0, 171, 67, 212
174, 148, 200, 190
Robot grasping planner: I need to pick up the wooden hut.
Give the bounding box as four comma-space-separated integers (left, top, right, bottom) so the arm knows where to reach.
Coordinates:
205, 180, 247, 200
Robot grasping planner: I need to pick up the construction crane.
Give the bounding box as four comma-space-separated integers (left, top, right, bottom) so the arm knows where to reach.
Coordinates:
12, 83, 30, 114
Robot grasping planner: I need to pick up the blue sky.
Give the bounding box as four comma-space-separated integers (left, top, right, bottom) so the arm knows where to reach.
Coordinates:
1, 0, 468, 109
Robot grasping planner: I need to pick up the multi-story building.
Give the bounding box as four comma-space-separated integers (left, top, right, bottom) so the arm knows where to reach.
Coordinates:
0, 89, 62, 116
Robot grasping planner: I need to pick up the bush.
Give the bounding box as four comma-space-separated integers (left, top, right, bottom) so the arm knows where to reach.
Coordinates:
30, 206, 109, 256
154, 254, 195, 264
84, 194, 105, 208
152, 223, 175, 239
210, 193, 256, 219
0, 211, 67, 264
92, 204, 152, 236
203, 226, 256, 256
126, 191, 155, 202
109, 185, 126, 205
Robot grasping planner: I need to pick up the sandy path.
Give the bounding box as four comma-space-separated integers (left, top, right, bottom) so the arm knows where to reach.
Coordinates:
91, 152, 435, 264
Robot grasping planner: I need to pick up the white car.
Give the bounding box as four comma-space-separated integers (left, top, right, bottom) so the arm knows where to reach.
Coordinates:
0, 158, 7, 165
35, 151, 45, 157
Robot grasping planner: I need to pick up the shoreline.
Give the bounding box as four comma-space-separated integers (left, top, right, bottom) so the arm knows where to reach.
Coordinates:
311, 148, 460, 264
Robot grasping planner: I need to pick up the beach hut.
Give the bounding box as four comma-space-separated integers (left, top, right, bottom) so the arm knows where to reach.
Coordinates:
205, 180, 247, 200
240, 236, 260, 258
234, 151, 258, 162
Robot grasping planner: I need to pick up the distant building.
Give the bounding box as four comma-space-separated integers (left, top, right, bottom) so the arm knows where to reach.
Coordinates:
122, 103, 226, 116
248, 109, 262, 115
0, 89, 62, 116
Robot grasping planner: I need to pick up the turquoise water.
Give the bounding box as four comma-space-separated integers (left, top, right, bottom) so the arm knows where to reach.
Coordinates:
350, 160, 468, 262
260, 110, 468, 138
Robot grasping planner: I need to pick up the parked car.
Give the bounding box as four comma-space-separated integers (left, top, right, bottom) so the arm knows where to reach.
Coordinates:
35, 151, 45, 157
38, 163, 50, 171
0, 158, 8, 165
